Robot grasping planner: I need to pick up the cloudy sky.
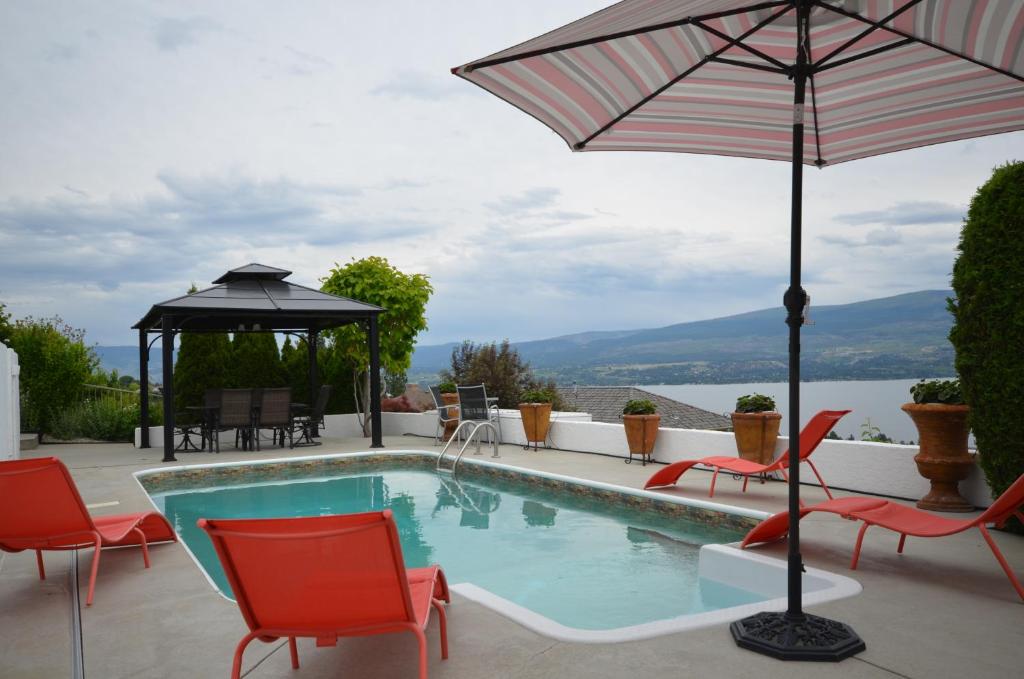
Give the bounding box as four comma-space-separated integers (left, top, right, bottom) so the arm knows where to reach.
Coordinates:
1, 1, 1021, 347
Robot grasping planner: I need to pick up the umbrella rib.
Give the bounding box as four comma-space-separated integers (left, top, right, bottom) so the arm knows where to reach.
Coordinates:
815, 38, 915, 73
812, 0, 924, 70
574, 3, 794, 150
693, 20, 790, 71
820, 0, 1024, 84
808, 73, 825, 167
708, 56, 788, 74
460, 0, 792, 73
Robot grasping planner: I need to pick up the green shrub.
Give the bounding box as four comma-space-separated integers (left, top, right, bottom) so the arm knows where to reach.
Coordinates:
949, 161, 1024, 533
50, 399, 153, 442
437, 381, 457, 394
623, 399, 657, 415
521, 387, 557, 404
735, 394, 777, 413
909, 379, 964, 405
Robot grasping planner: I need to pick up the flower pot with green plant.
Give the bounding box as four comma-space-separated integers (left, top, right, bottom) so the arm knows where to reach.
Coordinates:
622, 399, 660, 465
902, 379, 973, 512
731, 394, 781, 465
518, 387, 555, 450
437, 381, 459, 441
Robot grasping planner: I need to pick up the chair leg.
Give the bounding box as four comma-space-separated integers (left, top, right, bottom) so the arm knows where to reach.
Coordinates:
85, 533, 102, 606
806, 460, 834, 499
979, 525, 1024, 601
288, 637, 300, 669
231, 632, 259, 679
432, 598, 449, 659
132, 527, 151, 568
897, 534, 907, 553
709, 468, 720, 497
414, 627, 428, 679
35, 550, 45, 580
850, 523, 870, 570
742, 475, 749, 493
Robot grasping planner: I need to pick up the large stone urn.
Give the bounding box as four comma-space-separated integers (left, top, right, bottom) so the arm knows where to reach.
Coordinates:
731, 411, 782, 465
901, 403, 974, 512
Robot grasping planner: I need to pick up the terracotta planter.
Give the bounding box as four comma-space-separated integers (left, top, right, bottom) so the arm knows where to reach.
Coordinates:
441, 392, 459, 441
518, 403, 552, 450
623, 414, 660, 465
730, 412, 782, 465
901, 403, 974, 512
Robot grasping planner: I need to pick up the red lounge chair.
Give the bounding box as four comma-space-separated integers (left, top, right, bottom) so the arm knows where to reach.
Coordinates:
644, 409, 851, 498
199, 510, 451, 679
741, 473, 1024, 600
0, 457, 176, 606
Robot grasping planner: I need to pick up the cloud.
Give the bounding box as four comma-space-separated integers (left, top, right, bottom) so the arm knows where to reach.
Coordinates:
485, 187, 560, 214
44, 43, 80, 62
370, 70, 469, 100
820, 226, 902, 248
153, 16, 221, 52
834, 201, 965, 226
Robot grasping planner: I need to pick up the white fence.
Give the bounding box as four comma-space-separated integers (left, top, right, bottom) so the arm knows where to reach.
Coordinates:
0, 344, 20, 461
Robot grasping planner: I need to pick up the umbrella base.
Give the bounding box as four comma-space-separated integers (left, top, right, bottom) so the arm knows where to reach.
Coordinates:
731, 611, 865, 661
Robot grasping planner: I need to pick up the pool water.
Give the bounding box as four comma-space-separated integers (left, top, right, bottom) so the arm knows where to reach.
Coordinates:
151, 468, 765, 631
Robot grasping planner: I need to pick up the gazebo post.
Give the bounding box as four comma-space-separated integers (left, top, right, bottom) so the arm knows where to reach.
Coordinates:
139, 328, 149, 448
368, 315, 383, 448
161, 317, 177, 462
307, 329, 319, 437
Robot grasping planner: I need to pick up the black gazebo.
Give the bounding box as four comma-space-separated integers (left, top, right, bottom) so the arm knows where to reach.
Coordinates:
133, 264, 385, 462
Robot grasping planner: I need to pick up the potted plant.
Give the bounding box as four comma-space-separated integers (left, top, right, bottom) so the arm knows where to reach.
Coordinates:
518, 387, 555, 450
622, 399, 660, 465
902, 379, 973, 512
437, 381, 459, 441
731, 394, 781, 465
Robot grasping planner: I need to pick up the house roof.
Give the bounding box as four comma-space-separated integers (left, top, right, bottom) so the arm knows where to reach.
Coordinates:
558, 386, 731, 431
133, 263, 383, 332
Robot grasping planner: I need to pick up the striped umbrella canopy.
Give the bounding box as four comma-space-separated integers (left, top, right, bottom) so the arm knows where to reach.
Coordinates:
453, 0, 1024, 662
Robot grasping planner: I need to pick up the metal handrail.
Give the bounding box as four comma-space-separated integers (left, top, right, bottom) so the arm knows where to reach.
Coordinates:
436, 421, 500, 473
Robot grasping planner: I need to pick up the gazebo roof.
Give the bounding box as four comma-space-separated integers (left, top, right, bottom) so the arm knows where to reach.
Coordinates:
133, 263, 383, 332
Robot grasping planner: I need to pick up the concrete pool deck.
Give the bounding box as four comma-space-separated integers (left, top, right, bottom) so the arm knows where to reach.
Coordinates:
1, 436, 1021, 678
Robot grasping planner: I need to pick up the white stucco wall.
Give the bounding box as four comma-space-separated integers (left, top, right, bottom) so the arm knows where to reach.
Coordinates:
0, 344, 19, 461
136, 408, 995, 508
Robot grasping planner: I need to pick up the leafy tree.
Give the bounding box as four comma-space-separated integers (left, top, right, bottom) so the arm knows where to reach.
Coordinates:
320, 257, 432, 435
7, 316, 96, 439
230, 332, 285, 389
949, 160, 1024, 533
173, 332, 232, 411
440, 339, 567, 409
0, 301, 12, 345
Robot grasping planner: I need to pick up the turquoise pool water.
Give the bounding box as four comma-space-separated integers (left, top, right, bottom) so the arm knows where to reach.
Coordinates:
150, 466, 765, 631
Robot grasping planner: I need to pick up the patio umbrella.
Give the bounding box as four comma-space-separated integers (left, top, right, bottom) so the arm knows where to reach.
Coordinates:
452, 0, 1024, 661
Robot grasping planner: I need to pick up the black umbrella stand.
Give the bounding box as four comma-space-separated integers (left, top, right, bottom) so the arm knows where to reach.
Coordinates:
729, 2, 864, 660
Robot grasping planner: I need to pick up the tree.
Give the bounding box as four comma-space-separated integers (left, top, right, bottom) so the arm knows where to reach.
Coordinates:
230, 332, 285, 389
320, 257, 432, 435
0, 301, 12, 345
949, 161, 1024, 533
6, 316, 96, 439
173, 332, 232, 411
440, 339, 567, 409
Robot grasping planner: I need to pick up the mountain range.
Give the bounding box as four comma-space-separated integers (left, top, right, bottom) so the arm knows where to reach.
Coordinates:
408, 290, 955, 385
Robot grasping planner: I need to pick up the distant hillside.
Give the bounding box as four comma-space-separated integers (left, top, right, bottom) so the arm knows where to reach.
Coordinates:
410, 290, 955, 385
93, 345, 165, 381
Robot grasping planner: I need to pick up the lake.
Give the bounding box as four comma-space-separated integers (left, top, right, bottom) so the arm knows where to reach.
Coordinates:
643, 378, 958, 444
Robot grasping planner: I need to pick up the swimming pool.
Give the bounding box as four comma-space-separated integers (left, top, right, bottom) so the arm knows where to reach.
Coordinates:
138, 452, 860, 642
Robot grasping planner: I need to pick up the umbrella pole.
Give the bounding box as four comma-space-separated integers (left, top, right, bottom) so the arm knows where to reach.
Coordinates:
730, 0, 863, 661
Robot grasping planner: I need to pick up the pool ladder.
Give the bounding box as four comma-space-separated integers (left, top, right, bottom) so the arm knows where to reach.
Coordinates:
436, 420, 500, 473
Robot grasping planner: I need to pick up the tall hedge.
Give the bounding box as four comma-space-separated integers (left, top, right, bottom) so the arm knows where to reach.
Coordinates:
948, 161, 1024, 531
173, 332, 231, 411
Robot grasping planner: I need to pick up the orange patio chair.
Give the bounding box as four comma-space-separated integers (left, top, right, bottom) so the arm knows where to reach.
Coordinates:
199, 510, 450, 679
741, 473, 1024, 600
644, 409, 851, 499
0, 457, 176, 606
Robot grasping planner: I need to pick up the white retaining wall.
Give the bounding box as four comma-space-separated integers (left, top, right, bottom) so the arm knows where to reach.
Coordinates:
135, 408, 994, 508
0, 344, 19, 461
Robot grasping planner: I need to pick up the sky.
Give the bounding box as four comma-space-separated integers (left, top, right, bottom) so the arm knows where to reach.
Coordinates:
1, 0, 1022, 348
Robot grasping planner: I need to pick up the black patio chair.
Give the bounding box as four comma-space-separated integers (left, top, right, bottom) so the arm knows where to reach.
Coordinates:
200, 388, 223, 451
255, 387, 293, 450
456, 384, 501, 447
216, 389, 255, 451
291, 385, 331, 448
